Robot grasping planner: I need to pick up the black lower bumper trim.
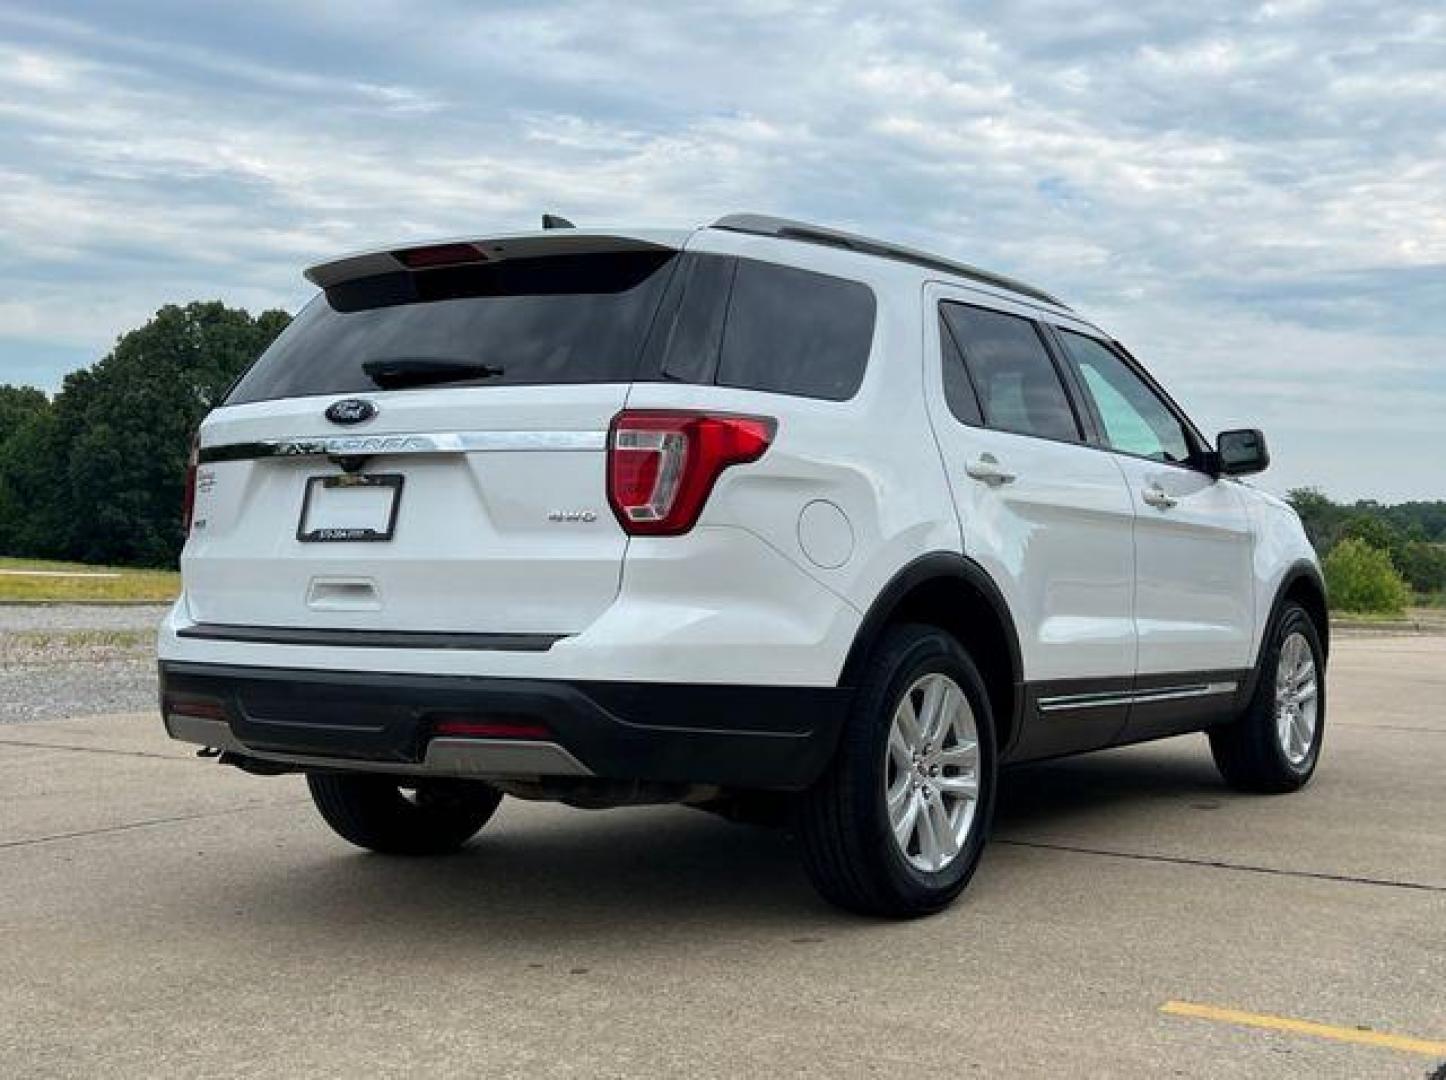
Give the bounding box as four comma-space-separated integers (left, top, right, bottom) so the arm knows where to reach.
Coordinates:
159, 661, 851, 790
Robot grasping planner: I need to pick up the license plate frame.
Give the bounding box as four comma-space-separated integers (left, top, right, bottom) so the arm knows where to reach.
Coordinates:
296, 473, 404, 543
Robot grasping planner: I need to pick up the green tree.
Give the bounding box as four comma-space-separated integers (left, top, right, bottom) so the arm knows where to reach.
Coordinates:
1397, 541, 1446, 596
1323, 537, 1412, 616
0, 302, 289, 566
0, 384, 47, 438
1286, 487, 1348, 554
1338, 514, 1408, 568
0, 387, 58, 554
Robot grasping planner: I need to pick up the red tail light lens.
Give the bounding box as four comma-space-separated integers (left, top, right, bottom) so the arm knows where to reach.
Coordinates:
181, 435, 199, 534
607, 411, 775, 536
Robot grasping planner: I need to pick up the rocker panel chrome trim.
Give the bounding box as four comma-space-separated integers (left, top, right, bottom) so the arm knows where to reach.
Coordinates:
1037, 680, 1238, 714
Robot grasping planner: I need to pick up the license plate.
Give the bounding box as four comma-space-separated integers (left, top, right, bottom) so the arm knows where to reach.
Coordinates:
297, 474, 403, 542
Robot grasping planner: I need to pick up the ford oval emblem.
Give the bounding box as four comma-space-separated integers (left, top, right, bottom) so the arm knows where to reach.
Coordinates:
325, 399, 377, 426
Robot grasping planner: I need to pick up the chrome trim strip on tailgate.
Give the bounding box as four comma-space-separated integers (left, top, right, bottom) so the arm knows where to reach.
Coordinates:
198, 430, 606, 464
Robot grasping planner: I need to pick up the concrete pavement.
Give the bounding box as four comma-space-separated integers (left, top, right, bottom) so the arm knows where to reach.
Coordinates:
1, 634, 1442, 1077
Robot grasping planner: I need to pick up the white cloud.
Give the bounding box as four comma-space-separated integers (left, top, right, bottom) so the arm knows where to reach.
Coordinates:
0, 0, 1442, 498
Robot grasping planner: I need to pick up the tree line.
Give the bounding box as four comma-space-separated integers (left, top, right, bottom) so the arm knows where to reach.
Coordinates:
0, 302, 290, 567
1288, 488, 1446, 614
1, 299, 1443, 601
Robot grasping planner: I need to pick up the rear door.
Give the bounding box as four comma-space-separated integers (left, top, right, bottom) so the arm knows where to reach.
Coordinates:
184, 243, 679, 636
924, 287, 1137, 757
1051, 329, 1255, 708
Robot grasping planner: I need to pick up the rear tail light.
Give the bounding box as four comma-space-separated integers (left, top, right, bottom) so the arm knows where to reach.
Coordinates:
607, 410, 775, 536
181, 434, 199, 534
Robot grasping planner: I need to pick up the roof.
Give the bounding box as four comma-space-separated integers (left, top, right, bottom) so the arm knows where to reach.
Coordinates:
710, 213, 1069, 309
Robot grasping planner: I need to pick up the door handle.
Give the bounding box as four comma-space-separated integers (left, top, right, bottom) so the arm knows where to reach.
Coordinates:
1142, 485, 1178, 510
965, 454, 1016, 486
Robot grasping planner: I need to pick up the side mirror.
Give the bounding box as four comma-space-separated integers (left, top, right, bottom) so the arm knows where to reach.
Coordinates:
1213, 428, 1270, 477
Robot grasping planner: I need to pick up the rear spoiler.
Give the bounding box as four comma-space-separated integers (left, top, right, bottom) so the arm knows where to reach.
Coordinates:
303, 229, 690, 290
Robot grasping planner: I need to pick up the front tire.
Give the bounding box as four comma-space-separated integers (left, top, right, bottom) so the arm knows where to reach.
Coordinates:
1209, 602, 1326, 793
798, 624, 997, 917
307, 774, 503, 855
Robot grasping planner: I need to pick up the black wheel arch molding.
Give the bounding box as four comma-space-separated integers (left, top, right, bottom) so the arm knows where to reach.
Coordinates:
1240, 559, 1329, 704
838, 551, 1025, 755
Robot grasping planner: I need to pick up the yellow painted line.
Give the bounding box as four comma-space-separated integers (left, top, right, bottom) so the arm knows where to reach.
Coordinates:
1162, 1000, 1446, 1057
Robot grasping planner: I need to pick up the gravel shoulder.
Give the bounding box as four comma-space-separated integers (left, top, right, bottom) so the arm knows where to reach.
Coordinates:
0, 603, 167, 724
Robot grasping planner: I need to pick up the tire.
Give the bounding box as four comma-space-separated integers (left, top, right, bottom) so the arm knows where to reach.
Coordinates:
798, 624, 997, 917
306, 773, 503, 855
1209, 601, 1326, 793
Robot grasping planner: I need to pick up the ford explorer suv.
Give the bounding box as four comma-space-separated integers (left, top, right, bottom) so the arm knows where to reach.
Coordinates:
159, 214, 1328, 917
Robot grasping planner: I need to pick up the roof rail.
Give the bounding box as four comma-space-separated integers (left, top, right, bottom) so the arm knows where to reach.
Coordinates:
710, 213, 1068, 309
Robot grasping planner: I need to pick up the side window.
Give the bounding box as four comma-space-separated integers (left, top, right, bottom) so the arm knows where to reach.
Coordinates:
941, 303, 1081, 443
716, 260, 875, 401
938, 311, 982, 425
1058, 331, 1192, 464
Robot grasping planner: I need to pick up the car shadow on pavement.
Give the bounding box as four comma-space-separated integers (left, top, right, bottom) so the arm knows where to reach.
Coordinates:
222, 803, 860, 942
204, 743, 1235, 939
996, 741, 1235, 833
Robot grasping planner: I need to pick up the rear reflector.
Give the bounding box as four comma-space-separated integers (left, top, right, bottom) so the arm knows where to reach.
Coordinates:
430, 717, 551, 740
163, 691, 228, 723
393, 243, 487, 269
607, 410, 775, 536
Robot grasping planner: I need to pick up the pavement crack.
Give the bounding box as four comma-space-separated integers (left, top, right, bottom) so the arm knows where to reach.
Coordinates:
996, 838, 1446, 893
0, 736, 187, 762
0, 799, 311, 853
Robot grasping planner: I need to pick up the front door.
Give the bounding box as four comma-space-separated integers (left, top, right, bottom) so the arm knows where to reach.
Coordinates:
1051, 328, 1255, 735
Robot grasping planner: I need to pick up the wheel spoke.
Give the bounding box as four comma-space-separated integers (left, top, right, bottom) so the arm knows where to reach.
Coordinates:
892, 788, 922, 849
1293, 679, 1317, 705
888, 723, 913, 771
919, 678, 947, 748
935, 740, 978, 768
928, 796, 958, 863
934, 772, 978, 800
1291, 710, 1314, 753
915, 797, 942, 868
895, 695, 923, 751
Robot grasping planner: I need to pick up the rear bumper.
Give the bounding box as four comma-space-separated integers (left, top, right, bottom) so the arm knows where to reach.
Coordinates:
159, 661, 850, 790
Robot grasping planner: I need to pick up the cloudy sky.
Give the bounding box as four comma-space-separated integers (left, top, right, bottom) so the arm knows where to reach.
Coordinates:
1, 0, 1442, 500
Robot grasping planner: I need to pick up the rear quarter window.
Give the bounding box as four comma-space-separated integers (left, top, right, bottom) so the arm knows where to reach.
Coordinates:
714, 259, 875, 401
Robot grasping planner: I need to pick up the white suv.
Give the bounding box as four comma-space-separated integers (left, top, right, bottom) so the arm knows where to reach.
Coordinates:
160, 214, 1328, 916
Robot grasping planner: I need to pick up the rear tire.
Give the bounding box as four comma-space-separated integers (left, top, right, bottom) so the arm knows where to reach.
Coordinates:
798, 624, 997, 917
1209, 602, 1326, 793
307, 774, 502, 855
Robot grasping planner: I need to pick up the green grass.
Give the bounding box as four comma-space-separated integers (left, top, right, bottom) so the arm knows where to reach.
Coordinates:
0, 557, 180, 602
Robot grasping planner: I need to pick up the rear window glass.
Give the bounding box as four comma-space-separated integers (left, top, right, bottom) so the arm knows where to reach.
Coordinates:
715, 260, 874, 401
226, 251, 676, 404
